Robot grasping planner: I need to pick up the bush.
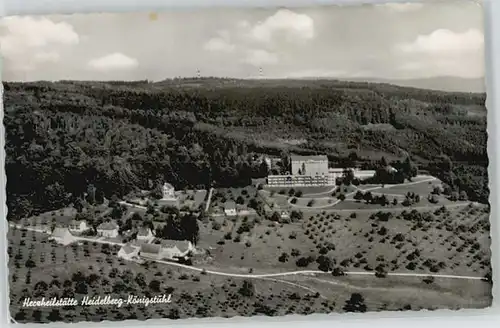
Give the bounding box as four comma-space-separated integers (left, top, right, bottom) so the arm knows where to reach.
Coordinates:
296, 256, 314, 267
332, 267, 345, 276
279, 252, 289, 263
238, 280, 255, 297
422, 276, 435, 284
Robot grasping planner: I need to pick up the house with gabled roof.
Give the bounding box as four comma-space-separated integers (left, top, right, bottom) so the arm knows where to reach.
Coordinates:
138, 240, 194, 261
96, 221, 119, 238
139, 243, 161, 259
137, 227, 154, 243
68, 219, 89, 234
160, 240, 194, 259
117, 243, 140, 261
162, 182, 176, 200
49, 227, 75, 246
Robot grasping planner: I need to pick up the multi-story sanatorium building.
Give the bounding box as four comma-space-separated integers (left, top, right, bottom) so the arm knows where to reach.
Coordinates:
266, 155, 376, 187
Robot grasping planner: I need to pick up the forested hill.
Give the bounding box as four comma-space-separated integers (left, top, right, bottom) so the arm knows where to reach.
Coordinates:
4, 78, 488, 219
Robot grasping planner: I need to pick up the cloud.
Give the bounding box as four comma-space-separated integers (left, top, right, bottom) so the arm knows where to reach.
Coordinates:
204, 9, 313, 68
377, 3, 424, 12
0, 16, 79, 71
249, 9, 314, 44
396, 28, 484, 55
33, 51, 60, 63
87, 53, 139, 72
395, 29, 484, 78
203, 31, 235, 53
244, 49, 279, 67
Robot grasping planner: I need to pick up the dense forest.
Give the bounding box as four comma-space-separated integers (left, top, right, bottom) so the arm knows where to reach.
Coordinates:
4, 78, 489, 219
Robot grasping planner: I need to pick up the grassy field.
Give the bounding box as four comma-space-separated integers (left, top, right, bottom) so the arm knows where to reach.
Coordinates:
210, 186, 259, 210
9, 200, 492, 322
279, 273, 491, 311
8, 227, 339, 322
196, 215, 314, 273
370, 180, 443, 196
20, 207, 78, 227
175, 190, 207, 210
330, 197, 455, 211
300, 204, 491, 276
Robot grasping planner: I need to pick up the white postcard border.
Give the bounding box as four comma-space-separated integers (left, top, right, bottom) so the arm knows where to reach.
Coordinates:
0, 0, 497, 327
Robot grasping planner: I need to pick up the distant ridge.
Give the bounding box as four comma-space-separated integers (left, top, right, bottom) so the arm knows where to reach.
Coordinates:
341, 76, 485, 93
7, 76, 486, 94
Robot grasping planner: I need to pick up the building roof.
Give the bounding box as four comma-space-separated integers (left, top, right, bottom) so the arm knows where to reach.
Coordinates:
140, 243, 161, 254
97, 221, 119, 230
137, 227, 152, 236
69, 219, 85, 225
51, 227, 71, 238
163, 182, 174, 190
120, 243, 138, 255
291, 155, 328, 162
224, 201, 236, 210
68, 219, 86, 228
161, 240, 192, 253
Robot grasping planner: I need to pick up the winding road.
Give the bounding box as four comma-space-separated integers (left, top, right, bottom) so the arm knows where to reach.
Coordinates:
287, 176, 472, 211
148, 257, 485, 281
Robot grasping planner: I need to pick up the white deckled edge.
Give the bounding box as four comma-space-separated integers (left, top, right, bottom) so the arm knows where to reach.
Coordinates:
0, 67, 12, 325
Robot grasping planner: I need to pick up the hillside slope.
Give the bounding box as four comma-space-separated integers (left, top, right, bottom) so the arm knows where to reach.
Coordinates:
4, 79, 489, 219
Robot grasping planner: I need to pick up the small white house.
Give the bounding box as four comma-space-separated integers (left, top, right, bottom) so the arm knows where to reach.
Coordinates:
137, 227, 154, 243
162, 182, 177, 201
68, 220, 89, 233
280, 211, 290, 220
117, 243, 140, 261
224, 201, 237, 216
96, 222, 119, 238
49, 227, 75, 246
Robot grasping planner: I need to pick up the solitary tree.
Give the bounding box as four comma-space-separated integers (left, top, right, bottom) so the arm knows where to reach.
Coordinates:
343, 293, 367, 313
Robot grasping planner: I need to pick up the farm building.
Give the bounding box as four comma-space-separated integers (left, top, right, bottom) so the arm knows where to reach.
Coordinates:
96, 222, 119, 238
139, 240, 195, 261
49, 227, 75, 246
117, 243, 140, 261
68, 220, 89, 234
160, 240, 195, 259
138, 244, 161, 259
137, 227, 155, 243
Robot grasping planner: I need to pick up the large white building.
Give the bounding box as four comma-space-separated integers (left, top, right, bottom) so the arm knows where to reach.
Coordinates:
290, 155, 329, 176
267, 154, 377, 187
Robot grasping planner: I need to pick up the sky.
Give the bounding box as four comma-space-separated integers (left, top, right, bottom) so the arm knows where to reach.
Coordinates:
0, 1, 485, 83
